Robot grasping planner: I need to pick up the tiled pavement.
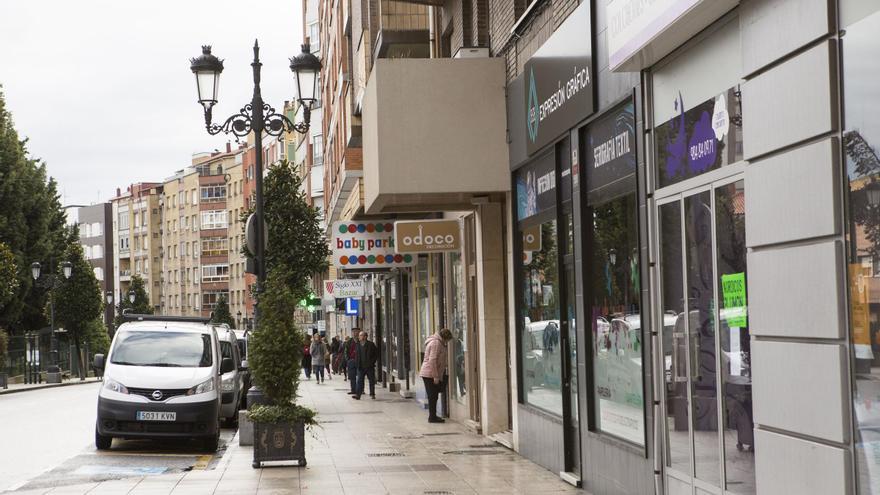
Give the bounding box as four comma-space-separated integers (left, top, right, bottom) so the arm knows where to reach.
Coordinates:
11, 374, 584, 494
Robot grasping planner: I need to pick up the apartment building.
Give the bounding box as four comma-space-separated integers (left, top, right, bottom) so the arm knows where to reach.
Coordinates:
76, 203, 114, 330
110, 183, 163, 312
159, 165, 201, 317
225, 153, 248, 328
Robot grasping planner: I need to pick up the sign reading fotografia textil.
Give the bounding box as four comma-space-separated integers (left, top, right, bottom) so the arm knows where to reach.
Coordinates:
524, 0, 594, 155
394, 219, 461, 253
332, 221, 416, 269
585, 100, 636, 202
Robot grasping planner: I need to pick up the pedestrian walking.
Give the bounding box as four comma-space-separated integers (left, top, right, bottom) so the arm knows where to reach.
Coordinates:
323, 336, 333, 379
344, 329, 360, 394
352, 331, 378, 400
329, 336, 341, 375
309, 334, 327, 383
301, 339, 312, 380
419, 328, 453, 423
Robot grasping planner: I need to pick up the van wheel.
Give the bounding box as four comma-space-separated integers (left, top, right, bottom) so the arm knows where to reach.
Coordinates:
95, 426, 112, 450
202, 429, 220, 452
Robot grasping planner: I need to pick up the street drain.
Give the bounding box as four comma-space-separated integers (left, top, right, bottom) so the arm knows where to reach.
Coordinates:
442, 449, 505, 455
391, 434, 423, 440
366, 452, 405, 457
424, 491, 454, 495
422, 432, 460, 436
468, 444, 500, 448
318, 419, 343, 424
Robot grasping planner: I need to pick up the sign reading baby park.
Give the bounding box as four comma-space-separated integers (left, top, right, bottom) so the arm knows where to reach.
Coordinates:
332, 221, 416, 269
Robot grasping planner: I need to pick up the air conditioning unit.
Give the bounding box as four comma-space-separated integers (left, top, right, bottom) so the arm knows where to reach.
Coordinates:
453, 47, 489, 59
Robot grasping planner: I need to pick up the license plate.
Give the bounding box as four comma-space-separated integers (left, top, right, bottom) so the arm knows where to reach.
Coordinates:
136, 411, 176, 421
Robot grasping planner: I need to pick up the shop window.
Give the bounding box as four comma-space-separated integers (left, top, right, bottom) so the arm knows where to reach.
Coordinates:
449, 251, 468, 402
583, 100, 645, 444
516, 150, 563, 416
843, 8, 880, 494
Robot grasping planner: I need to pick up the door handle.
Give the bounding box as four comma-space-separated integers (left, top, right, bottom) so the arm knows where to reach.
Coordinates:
672, 332, 687, 383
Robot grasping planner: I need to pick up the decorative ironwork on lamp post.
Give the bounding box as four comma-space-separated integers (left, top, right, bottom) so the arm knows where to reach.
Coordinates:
189, 41, 321, 331
30, 259, 73, 382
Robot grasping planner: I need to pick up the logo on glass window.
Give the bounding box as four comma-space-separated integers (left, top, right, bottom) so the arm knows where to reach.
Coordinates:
526, 68, 540, 143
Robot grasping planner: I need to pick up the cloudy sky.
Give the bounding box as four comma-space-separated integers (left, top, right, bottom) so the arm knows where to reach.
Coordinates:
0, 0, 303, 206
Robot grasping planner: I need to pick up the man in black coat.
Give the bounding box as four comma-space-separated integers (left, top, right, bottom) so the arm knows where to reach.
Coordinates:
353, 330, 378, 400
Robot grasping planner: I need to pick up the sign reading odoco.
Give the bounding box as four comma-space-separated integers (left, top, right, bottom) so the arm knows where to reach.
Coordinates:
332, 221, 416, 269
394, 219, 461, 254
524, 0, 594, 155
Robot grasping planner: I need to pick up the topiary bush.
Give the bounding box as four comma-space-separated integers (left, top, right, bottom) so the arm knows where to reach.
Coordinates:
247, 268, 316, 425
0, 329, 8, 365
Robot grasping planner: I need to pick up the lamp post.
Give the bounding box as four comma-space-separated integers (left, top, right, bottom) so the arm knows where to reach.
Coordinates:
105, 291, 114, 336
30, 259, 73, 381
189, 41, 320, 332
128, 290, 136, 305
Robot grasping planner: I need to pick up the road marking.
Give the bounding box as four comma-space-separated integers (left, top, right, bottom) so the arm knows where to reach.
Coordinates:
95, 452, 200, 457
193, 455, 213, 470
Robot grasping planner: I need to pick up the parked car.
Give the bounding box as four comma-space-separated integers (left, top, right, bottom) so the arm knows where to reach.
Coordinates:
217, 326, 244, 425
92, 315, 234, 452
232, 328, 251, 407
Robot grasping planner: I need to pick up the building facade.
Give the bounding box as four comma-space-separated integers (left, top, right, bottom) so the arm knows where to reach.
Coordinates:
76, 203, 114, 331
111, 183, 163, 313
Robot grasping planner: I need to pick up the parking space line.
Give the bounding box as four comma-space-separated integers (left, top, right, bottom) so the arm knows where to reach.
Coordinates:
193, 455, 213, 470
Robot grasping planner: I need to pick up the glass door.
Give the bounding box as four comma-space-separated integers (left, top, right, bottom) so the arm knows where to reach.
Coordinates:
657, 178, 754, 495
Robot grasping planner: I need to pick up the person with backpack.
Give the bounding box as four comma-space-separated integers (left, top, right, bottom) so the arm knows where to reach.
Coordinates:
419, 328, 453, 423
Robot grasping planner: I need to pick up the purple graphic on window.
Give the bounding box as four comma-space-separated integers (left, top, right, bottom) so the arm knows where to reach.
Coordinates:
687, 111, 716, 173
665, 93, 686, 179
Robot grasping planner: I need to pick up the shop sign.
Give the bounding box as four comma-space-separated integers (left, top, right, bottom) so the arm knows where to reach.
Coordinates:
516, 151, 556, 221
586, 100, 636, 198
394, 219, 461, 253
316, 320, 326, 333
654, 86, 742, 188
524, 1, 594, 155
607, 0, 701, 70
328, 279, 365, 298
332, 221, 416, 268
720, 272, 747, 328
522, 224, 542, 251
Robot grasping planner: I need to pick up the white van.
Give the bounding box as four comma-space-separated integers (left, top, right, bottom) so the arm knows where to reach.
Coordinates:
92, 315, 234, 451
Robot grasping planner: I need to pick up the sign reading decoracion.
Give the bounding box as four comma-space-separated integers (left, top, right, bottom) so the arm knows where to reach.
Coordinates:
331, 221, 416, 269
394, 219, 461, 254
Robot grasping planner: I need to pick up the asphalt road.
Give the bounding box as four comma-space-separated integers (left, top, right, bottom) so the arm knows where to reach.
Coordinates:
0, 383, 233, 493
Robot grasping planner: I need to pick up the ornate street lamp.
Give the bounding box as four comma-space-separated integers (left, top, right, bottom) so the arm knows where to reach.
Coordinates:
105, 291, 113, 305
61, 261, 72, 280
189, 41, 321, 326
128, 290, 136, 304
30, 259, 73, 381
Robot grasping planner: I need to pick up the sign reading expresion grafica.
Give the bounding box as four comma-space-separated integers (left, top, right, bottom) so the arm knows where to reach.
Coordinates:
524, 0, 594, 155
332, 221, 416, 269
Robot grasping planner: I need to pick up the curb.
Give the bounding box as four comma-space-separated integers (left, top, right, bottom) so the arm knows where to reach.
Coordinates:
0, 378, 101, 396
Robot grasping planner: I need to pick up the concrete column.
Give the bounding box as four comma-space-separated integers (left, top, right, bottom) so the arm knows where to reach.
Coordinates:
475, 201, 510, 436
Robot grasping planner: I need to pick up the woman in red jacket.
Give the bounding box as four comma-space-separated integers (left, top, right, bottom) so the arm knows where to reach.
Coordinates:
419, 328, 453, 423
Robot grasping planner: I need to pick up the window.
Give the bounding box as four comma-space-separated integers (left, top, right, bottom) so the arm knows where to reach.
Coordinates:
201, 185, 227, 202
201, 237, 228, 256
202, 290, 229, 310
312, 134, 324, 163
118, 212, 130, 230
93, 267, 103, 281
308, 22, 320, 52
133, 213, 140, 227
119, 236, 130, 252
93, 245, 103, 259
201, 264, 229, 282
200, 210, 227, 229
110, 331, 212, 367
82, 245, 91, 259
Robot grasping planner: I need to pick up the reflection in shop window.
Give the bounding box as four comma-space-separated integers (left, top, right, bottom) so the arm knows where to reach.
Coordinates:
521, 219, 562, 415
843, 8, 880, 493
449, 252, 467, 402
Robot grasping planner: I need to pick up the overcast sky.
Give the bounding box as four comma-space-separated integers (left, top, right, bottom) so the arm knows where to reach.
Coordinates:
0, 0, 303, 206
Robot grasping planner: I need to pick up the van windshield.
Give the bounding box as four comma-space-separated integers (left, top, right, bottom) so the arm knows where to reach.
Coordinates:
111, 331, 213, 367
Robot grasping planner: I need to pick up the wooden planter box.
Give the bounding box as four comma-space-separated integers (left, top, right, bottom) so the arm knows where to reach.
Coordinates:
252, 421, 306, 468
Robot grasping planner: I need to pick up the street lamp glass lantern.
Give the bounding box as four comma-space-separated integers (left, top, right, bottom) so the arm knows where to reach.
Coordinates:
128, 290, 136, 304
190, 46, 224, 110
30, 262, 41, 281
289, 44, 321, 104
61, 261, 73, 279
106, 291, 113, 305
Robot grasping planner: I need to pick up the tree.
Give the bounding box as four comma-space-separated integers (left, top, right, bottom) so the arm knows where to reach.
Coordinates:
54, 242, 102, 379
243, 160, 328, 302
85, 318, 111, 359
0, 88, 70, 335
211, 295, 235, 328
0, 242, 18, 312
114, 275, 152, 328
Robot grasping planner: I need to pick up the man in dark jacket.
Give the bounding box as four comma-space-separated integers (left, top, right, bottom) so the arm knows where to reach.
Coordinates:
344, 330, 359, 394
353, 330, 378, 400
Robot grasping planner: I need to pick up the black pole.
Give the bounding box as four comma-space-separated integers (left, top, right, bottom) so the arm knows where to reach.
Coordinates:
251, 40, 266, 330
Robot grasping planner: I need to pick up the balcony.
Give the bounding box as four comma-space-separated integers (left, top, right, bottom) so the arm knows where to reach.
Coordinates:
363, 58, 509, 214
119, 269, 131, 282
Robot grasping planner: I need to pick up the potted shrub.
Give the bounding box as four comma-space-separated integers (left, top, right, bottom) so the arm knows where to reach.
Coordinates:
247, 270, 316, 468
0, 329, 8, 389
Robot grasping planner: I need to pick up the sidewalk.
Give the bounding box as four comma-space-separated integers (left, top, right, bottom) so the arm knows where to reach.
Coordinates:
10, 374, 583, 495
0, 376, 101, 395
